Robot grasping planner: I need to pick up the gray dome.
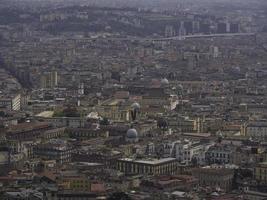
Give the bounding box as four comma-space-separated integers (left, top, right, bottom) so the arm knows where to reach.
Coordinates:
126, 128, 138, 138
131, 102, 141, 110
161, 78, 169, 85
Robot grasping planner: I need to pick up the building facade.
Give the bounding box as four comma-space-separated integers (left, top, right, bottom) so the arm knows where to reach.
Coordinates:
117, 158, 178, 176
254, 162, 267, 185
33, 142, 74, 164
192, 167, 235, 192
0, 94, 21, 111
172, 140, 212, 165
245, 121, 267, 140
205, 144, 234, 164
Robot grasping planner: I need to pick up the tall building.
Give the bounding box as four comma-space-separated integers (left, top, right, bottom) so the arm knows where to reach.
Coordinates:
230, 23, 240, 33
184, 21, 193, 35
18, 68, 32, 87
165, 25, 176, 37
217, 22, 227, 33
226, 22, 231, 33
0, 94, 21, 111
178, 21, 186, 40
78, 83, 84, 95
193, 21, 200, 33
210, 46, 219, 58
199, 23, 210, 34
40, 70, 58, 89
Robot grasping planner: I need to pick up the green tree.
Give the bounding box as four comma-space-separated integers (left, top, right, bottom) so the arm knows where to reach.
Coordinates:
0, 111, 5, 117
107, 192, 132, 200
100, 117, 110, 125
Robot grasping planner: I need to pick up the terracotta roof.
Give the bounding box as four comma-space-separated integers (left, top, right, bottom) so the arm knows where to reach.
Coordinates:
91, 183, 105, 193
7, 122, 50, 134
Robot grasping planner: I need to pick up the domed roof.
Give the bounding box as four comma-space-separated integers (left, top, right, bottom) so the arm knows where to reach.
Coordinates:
131, 102, 141, 110
161, 78, 169, 85
126, 128, 138, 139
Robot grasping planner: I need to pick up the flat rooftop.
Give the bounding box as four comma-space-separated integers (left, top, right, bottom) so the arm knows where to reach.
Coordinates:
119, 157, 177, 165
35, 111, 54, 118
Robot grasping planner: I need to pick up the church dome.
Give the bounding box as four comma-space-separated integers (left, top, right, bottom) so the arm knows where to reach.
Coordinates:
161, 78, 169, 85
131, 102, 141, 110
126, 128, 138, 139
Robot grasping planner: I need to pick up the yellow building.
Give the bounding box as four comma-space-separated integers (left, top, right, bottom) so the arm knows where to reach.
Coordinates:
254, 162, 267, 185
96, 96, 177, 122
96, 99, 131, 122
60, 176, 91, 191
192, 167, 235, 192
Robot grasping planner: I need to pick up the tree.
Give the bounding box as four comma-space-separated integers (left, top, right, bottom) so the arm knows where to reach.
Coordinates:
157, 118, 168, 130
107, 192, 132, 200
0, 111, 5, 117
100, 117, 110, 126
192, 157, 198, 167
63, 107, 80, 117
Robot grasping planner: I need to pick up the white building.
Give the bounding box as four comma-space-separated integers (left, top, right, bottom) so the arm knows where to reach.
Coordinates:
171, 140, 213, 165
205, 144, 235, 164
0, 94, 21, 111
245, 121, 267, 140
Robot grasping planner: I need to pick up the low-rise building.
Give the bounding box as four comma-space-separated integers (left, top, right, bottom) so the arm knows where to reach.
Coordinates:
172, 140, 213, 165
141, 175, 198, 192
245, 121, 267, 140
5, 122, 52, 141
192, 166, 235, 192
205, 144, 235, 164
33, 141, 74, 164
254, 162, 267, 185
116, 157, 178, 176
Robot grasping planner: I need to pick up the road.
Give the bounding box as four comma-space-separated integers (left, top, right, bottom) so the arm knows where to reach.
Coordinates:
51, 32, 256, 43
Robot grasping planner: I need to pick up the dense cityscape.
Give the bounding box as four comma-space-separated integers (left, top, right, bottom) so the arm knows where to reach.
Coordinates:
1, 0, 267, 199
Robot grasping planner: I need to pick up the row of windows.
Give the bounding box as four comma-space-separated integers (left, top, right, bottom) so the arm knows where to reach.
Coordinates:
207, 152, 230, 158
118, 162, 177, 174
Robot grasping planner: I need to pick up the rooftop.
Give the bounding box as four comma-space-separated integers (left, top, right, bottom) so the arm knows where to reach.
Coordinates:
119, 157, 177, 165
